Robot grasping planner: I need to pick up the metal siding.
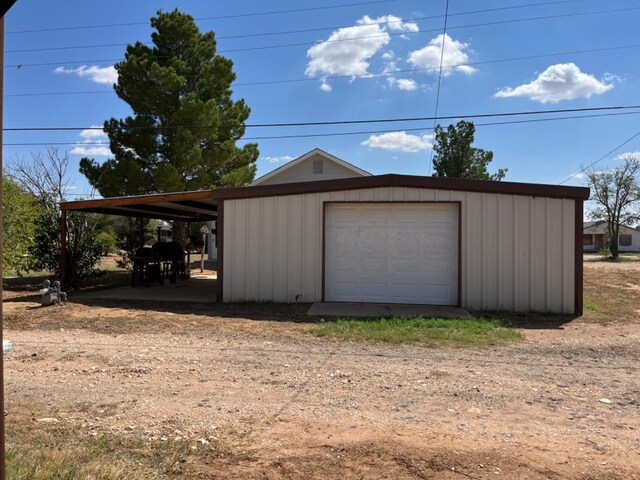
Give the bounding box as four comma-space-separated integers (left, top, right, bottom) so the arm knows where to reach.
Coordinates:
498, 196, 515, 311
260, 197, 276, 301
420, 189, 436, 201
273, 196, 289, 301
546, 199, 563, 313
302, 194, 318, 301
514, 196, 532, 311
288, 195, 304, 301
245, 198, 261, 301
482, 194, 499, 309
562, 199, 576, 313
230, 199, 245, 300
406, 188, 421, 201
223, 187, 576, 313
375, 187, 391, 201
222, 201, 233, 301
530, 198, 547, 311
465, 193, 483, 309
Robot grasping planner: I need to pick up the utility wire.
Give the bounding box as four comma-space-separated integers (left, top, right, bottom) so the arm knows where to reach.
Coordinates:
4, 0, 589, 38
5, 105, 640, 132
560, 128, 640, 184
428, 0, 450, 175
5, 0, 401, 35
4, 110, 640, 145
6, 6, 639, 56
6, 42, 640, 81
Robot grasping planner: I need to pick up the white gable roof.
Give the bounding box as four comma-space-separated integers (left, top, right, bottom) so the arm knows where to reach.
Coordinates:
251, 148, 371, 186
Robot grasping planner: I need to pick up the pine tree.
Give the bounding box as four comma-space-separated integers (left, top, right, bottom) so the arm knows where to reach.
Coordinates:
80, 9, 259, 197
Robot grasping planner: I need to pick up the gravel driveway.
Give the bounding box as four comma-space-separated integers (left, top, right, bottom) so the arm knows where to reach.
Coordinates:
5, 313, 639, 479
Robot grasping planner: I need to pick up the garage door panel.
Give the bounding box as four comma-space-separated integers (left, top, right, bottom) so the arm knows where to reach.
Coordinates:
325, 203, 458, 305
362, 256, 387, 274
330, 256, 357, 273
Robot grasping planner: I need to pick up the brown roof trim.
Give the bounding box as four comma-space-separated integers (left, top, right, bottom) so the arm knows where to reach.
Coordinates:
213, 174, 590, 201
60, 190, 216, 211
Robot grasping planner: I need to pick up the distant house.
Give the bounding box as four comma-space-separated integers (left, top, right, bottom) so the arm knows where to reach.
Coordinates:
251, 148, 371, 186
208, 149, 371, 259
583, 221, 640, 252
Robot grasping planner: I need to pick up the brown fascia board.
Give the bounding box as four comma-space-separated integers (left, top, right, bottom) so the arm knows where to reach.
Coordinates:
212, 174, 591, 201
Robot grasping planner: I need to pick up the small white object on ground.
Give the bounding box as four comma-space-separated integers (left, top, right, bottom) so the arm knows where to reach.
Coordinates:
599, 398, 613, 404
3, 340, 12, 354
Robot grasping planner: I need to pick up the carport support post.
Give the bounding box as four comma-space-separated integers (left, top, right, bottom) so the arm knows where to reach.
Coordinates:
139, 217, 145, 245
60, 209, 68, 290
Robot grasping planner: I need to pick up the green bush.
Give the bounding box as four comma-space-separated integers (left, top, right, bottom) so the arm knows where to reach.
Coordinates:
96, 231, 118, 255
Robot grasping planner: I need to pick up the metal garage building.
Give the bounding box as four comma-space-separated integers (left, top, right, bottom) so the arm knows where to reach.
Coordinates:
62, 174, 589, 315
216, 174, 589, 315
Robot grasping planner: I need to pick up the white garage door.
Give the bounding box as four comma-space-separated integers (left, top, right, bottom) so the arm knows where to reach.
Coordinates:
325, 203, 458, 305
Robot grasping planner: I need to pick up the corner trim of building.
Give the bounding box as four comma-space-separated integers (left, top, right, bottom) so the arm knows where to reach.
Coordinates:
574, 199, 584, 316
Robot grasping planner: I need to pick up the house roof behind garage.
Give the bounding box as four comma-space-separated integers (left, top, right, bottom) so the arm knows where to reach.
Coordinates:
60, 190, 218, 222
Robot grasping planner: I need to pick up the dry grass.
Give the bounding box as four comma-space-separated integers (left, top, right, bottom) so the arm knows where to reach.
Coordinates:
582, 265, 640, 323
5, 399, 219, 480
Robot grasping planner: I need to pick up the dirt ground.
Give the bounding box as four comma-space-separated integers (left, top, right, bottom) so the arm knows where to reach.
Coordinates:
3, 262, 640, 479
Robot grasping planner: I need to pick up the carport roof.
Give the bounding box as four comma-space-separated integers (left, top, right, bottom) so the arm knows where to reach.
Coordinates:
60, 190, 218, 222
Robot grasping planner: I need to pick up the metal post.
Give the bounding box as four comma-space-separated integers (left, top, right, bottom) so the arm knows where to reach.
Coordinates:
60, 209, 67, 290
0, 15, 6, 480
201, 233, 206, 273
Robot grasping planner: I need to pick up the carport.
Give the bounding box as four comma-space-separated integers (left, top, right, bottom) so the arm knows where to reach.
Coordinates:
60, 190, 220, 300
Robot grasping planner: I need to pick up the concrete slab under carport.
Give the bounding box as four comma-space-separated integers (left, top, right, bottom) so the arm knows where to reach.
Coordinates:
307, 302, 472, 318
76, 274, 217, 303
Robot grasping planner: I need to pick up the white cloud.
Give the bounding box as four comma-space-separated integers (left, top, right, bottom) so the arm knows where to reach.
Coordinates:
362, 131, 433, 152
305, 15, 418, 90
79, 126, 108, 140
70, 126, 111, 156
408, 34, 476, 76
261, 155, 296, 164
381, 51, 395, 60
371, 15, 418, 33
70, 145, 112, 156
55, 65, 118, 85
320, 80, 332, 92
387, 78, 417, 91
618, 151, 640, 161
494, 63, 614, 103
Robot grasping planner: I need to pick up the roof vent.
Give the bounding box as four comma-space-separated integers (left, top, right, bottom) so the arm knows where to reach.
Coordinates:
313, 159, 324, 174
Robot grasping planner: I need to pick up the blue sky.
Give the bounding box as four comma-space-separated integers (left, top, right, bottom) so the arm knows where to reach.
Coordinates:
4, 0, 640, 198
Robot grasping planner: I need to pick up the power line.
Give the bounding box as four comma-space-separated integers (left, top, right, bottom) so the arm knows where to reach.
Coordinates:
6, 6, 639, 56
4, 110, 640, 145
4, 105, 640, 132
4, 0, 401, 35
560, 128, 640, 184
4, 0, 589, 39
428, 0, 451, 176
6, 41, 640, 89
192, 0, 590, 41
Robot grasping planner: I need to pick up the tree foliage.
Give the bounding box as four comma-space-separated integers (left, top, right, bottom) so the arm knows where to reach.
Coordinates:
2, 176, 39, 275
9, 148, 103, 288
586, 154, 640, 259
79, 9, 259, 198
432, 120, 507, 181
